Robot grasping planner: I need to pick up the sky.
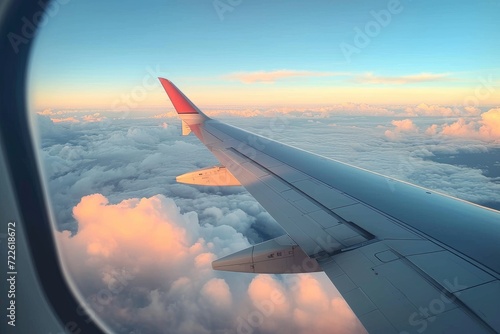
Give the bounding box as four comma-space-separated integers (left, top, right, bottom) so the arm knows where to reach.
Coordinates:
27, 0, 500, 109
25, 0, 500, 333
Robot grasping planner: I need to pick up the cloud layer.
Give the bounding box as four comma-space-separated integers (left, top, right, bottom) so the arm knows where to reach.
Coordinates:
57, 193, 364, 334
36, 106, 499, 333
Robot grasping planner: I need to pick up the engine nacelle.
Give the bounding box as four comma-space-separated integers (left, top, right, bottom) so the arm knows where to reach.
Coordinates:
212, 235, 321, 274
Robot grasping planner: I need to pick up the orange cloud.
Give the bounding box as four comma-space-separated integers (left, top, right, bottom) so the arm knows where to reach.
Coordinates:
51, 116, 80, 123
82, 113, 105, 122
439, 108, 500, 141
385, 119, 418, 140
243, 274, 365, 334
441, 118, 477, 137
425, 124, 439, 136
479, 108, 500, 139
57, 194, 204, 280
38, 108, 56, 116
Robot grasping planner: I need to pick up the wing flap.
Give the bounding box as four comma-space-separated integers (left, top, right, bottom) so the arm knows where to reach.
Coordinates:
212, 234, 321, 274
176, 166, 241, 186
318, 241, 498, 333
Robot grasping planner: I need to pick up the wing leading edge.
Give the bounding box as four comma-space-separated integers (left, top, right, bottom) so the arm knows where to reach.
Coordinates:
159, 78, 500, 334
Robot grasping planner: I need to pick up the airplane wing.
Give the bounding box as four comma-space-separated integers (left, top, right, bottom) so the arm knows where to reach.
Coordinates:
159, 78, 500, 334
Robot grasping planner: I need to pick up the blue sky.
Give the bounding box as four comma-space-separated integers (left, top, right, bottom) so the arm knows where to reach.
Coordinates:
28, 0, 500, 109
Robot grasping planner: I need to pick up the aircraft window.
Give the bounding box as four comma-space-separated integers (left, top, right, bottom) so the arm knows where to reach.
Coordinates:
23, 0, 500, 333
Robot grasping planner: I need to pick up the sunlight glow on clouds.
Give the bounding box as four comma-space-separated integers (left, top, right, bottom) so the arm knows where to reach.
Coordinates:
437, 108, 500, 141
385, 119, 418, 140
56, 193, 364, 334
51, 116, 80, 123
384, 108, 500, 142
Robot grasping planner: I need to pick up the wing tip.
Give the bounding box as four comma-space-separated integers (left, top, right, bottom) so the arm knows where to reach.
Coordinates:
158, 77, 201, 115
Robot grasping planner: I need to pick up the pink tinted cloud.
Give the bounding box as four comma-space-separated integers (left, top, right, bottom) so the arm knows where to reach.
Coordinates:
51, 116, 80, 123
425, 124, 439, 136
82, 113, 105, 122
57, 194, 365, 333
244, 274, 365, 334
438, 108, 500, 141
479, 108, 500, 139
385, 119, 418, 140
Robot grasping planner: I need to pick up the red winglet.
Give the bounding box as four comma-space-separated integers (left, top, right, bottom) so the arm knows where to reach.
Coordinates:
158, 78, 200, 114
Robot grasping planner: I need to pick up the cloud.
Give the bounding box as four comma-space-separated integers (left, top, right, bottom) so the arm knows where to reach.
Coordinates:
404, 103, 462, 117
201, 278, 232, 309
355, 72, 452, 85
425, 124, 438, 136
51, 116, 80, 123
441, 118, 477, 137
82, 113, 106, 122
244, 274, 363, 334
392, 119, 418, 132
38, 109, 500, 333
38, 108, 56, 116
385, 119, 418, 140
435, 108, 500, 141
464, 106, 482, 115
57, 193, 364, 334
57, 193, 248, 333
152, 112, 176, 118
42, 111, 107, 124
223, 70, 349, 84
479, 108, 500, 139
196, 104, 393, 118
